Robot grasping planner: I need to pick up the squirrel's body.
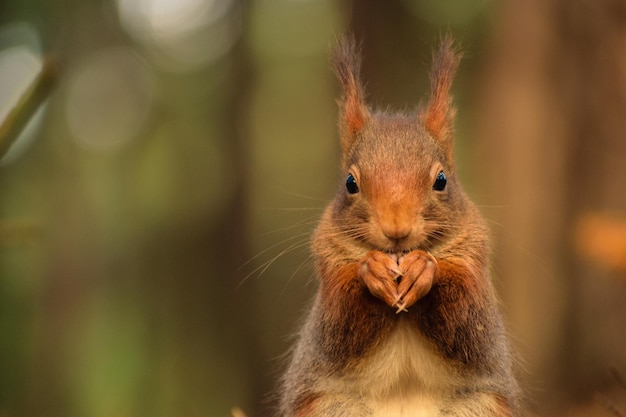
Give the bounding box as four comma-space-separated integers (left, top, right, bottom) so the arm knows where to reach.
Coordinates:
278, 37, 520, 417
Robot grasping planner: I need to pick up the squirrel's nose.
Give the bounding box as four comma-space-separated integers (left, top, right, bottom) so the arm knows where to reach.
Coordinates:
382, 227, 411, 243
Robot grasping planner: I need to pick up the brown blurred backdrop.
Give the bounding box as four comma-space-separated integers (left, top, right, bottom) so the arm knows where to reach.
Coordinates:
0, 0, 625, 416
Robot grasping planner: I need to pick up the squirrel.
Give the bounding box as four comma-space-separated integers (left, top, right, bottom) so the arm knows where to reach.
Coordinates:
277, 35, 521, 417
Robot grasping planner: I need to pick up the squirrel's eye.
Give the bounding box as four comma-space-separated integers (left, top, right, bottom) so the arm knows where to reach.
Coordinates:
433, 171, 447, 191
346, 173, 359, 194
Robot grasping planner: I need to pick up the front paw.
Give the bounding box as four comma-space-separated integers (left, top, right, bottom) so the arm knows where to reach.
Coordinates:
359, 250, 403, 309
395, 250, 438, 313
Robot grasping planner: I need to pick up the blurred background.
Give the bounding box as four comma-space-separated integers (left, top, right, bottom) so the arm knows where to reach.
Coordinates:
1, 0, 625, 416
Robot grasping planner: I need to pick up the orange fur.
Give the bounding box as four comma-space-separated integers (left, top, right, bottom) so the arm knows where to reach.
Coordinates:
420, 35, 462, 165
332, 36, 371, 154
278, 36, 520, 417
317, 257, 396, 368
293, 393, 320, 417
494, 394, 515, 417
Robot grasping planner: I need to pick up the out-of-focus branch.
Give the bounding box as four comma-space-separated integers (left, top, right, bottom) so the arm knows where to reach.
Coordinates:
0, 55, 59, 160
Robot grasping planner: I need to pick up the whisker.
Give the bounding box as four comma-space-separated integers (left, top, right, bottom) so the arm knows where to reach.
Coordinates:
281, 191, 332, 203
260, 216, 319, 236
263, 207, 325, 212
240, 231, 312, 270
238, 238, 311, 289
281, 253, 316, 295
475, 204, 513, 209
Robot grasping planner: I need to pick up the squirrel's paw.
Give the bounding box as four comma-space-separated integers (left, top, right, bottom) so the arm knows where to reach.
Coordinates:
395, 251, 438, 313
359, 250, 403, 309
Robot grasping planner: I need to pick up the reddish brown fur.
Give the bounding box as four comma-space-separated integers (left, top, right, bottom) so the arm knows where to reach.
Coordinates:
414, 257, 490, 367
331, 37, 371, 154
292, 393, 320, 417
420, 35, 461, 166
316, 256, 396, 370
278, 36, 520, 417
494, 394, 515, 417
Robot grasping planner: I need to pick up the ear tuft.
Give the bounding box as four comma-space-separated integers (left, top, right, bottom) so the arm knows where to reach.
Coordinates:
331, 36, 370, 154
420, 35, 462, 157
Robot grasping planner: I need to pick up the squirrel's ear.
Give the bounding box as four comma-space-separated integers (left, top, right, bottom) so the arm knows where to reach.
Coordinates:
420, 35, 462, 163
332, 36, 370, 155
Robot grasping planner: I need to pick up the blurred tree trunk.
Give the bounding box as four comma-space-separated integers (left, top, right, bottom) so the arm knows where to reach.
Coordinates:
348, 0, 432, 109
472, 0, 626, 412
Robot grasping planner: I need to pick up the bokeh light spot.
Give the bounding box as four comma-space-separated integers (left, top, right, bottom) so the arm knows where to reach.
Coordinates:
65, 46, 157, 152
116, 0, 241, 72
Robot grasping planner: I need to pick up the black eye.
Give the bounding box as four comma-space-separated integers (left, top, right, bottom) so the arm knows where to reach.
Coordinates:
346, 173, 359, 194
433, 171, 447, 191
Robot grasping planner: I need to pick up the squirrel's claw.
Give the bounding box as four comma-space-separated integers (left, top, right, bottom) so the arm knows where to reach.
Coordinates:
395, 303, 408, 314
359, 250, 403, 309
393, 250, 438, 311
359, 250, 436, 312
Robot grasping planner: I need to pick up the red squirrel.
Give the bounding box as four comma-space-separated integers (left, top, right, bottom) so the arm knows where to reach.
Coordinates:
278, 36, 521, 417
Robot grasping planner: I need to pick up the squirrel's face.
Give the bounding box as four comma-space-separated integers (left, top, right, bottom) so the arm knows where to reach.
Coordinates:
330, 36, 463, 255
335, 117, 459, 255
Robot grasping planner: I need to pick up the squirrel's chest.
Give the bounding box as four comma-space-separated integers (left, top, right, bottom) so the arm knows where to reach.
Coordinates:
336, 319, 459, 416
355, 318, 457, 391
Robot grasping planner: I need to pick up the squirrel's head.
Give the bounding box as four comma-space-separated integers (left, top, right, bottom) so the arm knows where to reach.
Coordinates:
330, 35, 465, 254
